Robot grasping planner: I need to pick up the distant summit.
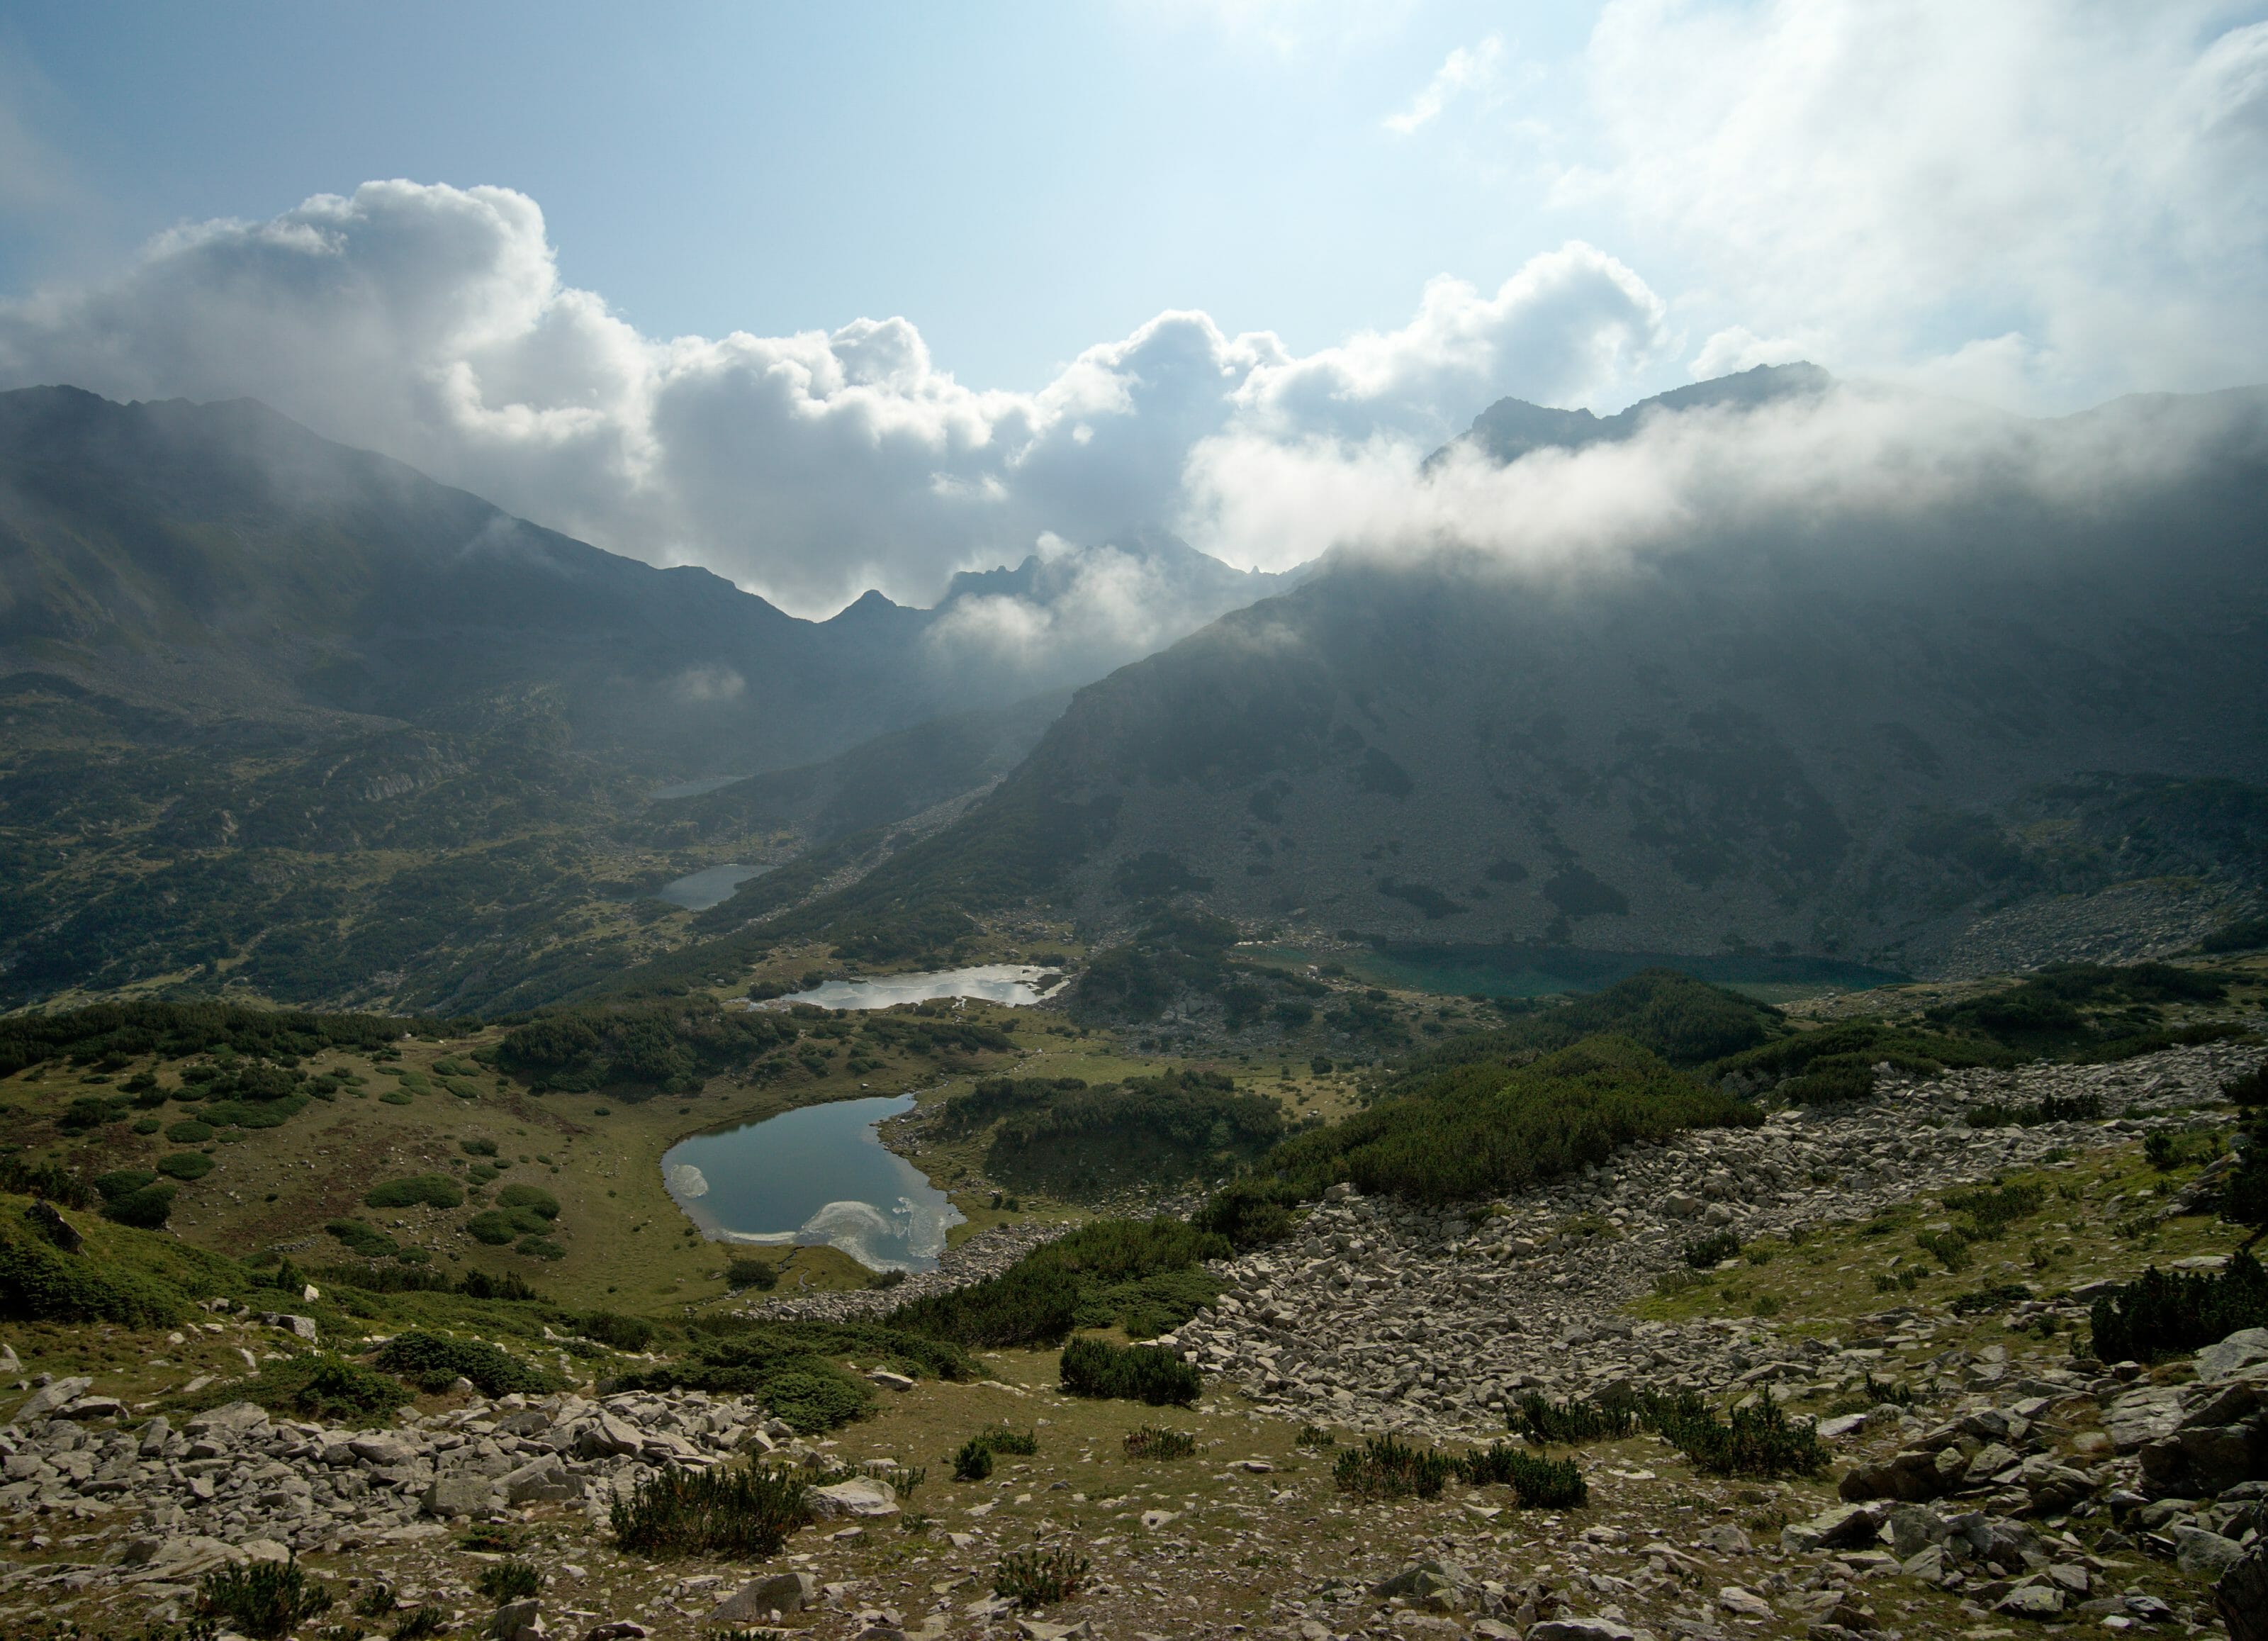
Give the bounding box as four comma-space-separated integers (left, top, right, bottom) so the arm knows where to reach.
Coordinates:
1429, 362, 1833, 470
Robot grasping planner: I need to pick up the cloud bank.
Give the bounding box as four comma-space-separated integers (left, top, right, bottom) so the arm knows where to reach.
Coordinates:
0, 5, 2258, 617
0, 182, 1658, 612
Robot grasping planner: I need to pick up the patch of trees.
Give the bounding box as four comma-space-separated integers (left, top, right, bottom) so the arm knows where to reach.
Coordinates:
887, 1217, 1230, 1347
0, 1000, 432, 1080
855, 1008, 1014, 1060
1229, 1034, 1756, 1211
492, 995, 798, 1094
942, 1070, 1286, 1197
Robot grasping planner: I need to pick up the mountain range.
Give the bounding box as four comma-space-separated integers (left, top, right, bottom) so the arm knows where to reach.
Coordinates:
690, 374, 2268, 985
5, 373, 2266, 1014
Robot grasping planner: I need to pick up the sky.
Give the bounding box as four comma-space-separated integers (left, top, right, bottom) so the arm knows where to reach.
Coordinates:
0, 1, 2264, 616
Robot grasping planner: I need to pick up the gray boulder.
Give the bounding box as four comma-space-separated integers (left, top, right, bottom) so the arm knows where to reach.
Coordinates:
709, 1572, 818, 1624
11, 1377, 91, 1424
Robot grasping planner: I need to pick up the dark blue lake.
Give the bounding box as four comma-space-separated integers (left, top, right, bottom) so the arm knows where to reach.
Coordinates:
660, 1094, 962, 1272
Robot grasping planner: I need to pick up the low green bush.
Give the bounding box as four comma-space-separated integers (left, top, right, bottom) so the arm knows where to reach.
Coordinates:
1512, 1392, 1637, 1446
99, 1182, 175, 1230
725, 1256, 779, 1290
1058, 1336, 1201, 1406
610, 1462, 809, 1558
889, 1217, 1228, 1348
1455, 1442, 1588, 1508
1123, 1426, 1196, 1459
473, 1559, 542, 1603
155, 1151, 213, 1180
1942, 1182, 2045, 1239
2089, 1249, 2268, 1364
362, 1175, 464, 1210
495, 1183, 559, 1219
951, 1437, 994, 1482
193, 1555, 333, 1639
370, 1331, 555, 1398
1644, 1389, 1826, 1478
1332, 1433, 1455, 1500
579, 1311, 658, 1352
1915, 1228, 1972, 1271
1683, 1229, 1740, 1268
612, 1319, 971, 1432
0, 1215, 186, 1326
325, 1218, 398, 1258
994, 1545, 1089, 1608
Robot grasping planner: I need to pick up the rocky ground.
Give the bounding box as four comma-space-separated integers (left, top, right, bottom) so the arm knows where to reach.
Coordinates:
1163, 1041, 2264, 1433
1, 1041, 2262, 1641
751, 1221, 1075, 1324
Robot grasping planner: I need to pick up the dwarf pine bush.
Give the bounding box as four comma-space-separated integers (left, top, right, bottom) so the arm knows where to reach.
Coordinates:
610, 1462, 810, 1558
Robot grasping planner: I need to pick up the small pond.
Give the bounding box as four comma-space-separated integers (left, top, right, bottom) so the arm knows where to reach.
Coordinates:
753, 963, 1061, 1012
660, 1094, 962, 1272
656, 863, 764, 911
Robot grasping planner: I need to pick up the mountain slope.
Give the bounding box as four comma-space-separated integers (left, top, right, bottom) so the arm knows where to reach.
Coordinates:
0, 386, 1289, 776
716, 377, 2268, 977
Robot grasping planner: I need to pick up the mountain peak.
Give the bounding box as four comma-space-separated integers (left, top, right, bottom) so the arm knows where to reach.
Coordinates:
1432, 361, 1833, 470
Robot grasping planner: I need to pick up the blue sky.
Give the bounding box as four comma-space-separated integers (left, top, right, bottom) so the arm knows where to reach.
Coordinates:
1, 1, 1603, 389
1, 3, 2263, 613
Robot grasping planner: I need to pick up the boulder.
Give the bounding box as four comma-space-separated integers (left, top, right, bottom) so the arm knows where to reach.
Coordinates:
1782, 1501, 1887, 1552
11, 1377, 92, 1425
2174, 1525, 2249, 1579
709, 1571, 818, 1624
2140, 1421, 2266, 1497
348, 1434, 415, 1467
572, 1413, 644, 1460
1992, 1585, 2063, 1620
502, 1454, 581, 1504
1716, 1586, 1772, 1618
1525, 1623, 1637, 1641
421, 1472, 497, 1518
184, 1401, 269, 1438
808, 1477, 899, 1518
2198, 1328, 2268, 1384
2106, 1384, 2191, 1452
1886, 1504, 1950, 1562
2218, 1541, 2268, 1641
1371, 1559, 1469, 1613
492, 1597, 544, 1641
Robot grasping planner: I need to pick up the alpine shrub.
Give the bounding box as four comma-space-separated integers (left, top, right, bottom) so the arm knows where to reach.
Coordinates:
994, 1545, 1089, 1608
2088, 1249, 2268, 1364
1123, 1426, 1196, 1459
1683, 1229, 1740, 1268
610, 1462, 809, 1558
473, 1559, 542, 1603
1058, 1336, 1201, 1406
1456, 1442, 1588, 1508
193, 1556, 333, 1640
1512, 1392, 1637, 1446
1332, 1433, 1456, 1500
951, 1438, 994, 1482
370, 1331, 555, 1398
1643, 1389, 1827, 1478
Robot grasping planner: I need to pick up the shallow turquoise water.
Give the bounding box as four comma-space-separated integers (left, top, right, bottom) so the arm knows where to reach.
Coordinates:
660, 1094, 962, 1272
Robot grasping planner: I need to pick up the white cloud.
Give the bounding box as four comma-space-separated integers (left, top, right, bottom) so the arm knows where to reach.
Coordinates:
0, 181, 1661, 613
1182, 374, 2267, 586
1384, 34, 1503, 135
1569, 0, 2268, 405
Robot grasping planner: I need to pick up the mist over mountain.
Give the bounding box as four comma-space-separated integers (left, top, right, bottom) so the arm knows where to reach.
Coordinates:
717, 373, 2268, 980
0, 386, 1286, 1009
0, 386, 1289, 778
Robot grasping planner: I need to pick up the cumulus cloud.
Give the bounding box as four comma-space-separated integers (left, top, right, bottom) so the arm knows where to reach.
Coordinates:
1568, 0, 2268, 405
1384, 34, 1503, 135
0, 182, 1662, 613
1184, 374, 2268, 586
